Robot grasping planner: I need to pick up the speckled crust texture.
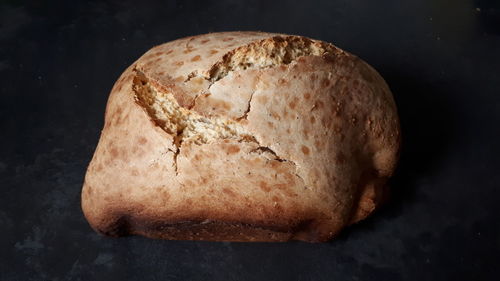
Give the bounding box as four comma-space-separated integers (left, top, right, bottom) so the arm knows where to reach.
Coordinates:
81, 31, 400, 242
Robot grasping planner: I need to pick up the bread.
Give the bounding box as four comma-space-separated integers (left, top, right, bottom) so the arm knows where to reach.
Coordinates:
81, 31, 400, 242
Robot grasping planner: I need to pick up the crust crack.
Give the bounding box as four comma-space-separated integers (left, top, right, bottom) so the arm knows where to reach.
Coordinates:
184, 70, 198, 83
236, 89, 255, 121
249, 145, 306, 187
185, 36, 335, 115
133, 70, 307, 184
132, 36, 332, 181
206, 36, 335, 83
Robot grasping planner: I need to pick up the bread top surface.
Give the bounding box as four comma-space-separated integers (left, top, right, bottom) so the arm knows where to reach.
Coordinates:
82, 31, 400, 242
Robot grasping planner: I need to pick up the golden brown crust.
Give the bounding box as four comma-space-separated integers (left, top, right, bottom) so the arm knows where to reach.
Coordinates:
81, 31, 400, 242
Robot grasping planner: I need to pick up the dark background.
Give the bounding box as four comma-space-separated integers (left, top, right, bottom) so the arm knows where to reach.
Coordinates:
1, 0, 499, 280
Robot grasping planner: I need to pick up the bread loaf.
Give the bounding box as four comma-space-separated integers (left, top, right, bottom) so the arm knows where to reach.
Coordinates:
81, 31, 400, 242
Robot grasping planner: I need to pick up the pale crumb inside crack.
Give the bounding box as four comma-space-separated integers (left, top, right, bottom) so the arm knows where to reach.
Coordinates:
206, 36, 335, 83
133, 71, 254, 145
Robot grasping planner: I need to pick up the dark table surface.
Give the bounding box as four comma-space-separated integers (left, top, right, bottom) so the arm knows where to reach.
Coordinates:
1, 0, 500, 280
